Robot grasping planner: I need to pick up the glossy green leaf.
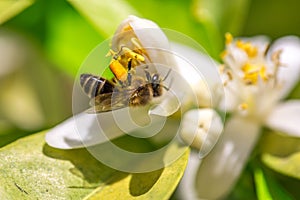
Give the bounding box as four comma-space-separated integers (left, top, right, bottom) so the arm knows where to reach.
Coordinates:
0, 0, 33, 24
0, 131, 189, 199
262, 152, 300, 180
67, 0, 139, 37
84, 146, 189, 200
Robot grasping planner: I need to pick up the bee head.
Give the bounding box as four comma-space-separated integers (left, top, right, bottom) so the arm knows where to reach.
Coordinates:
151, 73, 162, 97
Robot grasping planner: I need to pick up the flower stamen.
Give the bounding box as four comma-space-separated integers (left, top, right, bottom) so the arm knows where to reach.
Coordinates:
219, 65, 233, 86
225, 33, 233, 44
238, 102, 249, 116
242, 63, 269, 85
239, 103, 248, 110
236, 40, 258, 58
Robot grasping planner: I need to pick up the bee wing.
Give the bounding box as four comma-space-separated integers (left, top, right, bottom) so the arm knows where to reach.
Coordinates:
87, 89, 135, 113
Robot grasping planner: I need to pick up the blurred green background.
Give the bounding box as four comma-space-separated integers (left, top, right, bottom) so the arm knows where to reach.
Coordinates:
1, 0, 300, 199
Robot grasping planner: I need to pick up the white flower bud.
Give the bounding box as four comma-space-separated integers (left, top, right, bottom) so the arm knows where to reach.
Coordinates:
180, 109, 223, 153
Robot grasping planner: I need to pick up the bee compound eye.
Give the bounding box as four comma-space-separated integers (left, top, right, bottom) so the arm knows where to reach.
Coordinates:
152, 74, 159, 82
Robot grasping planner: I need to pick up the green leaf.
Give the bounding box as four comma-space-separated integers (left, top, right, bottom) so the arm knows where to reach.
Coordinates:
258, 131, 300, 157
256, 167, 294, 200
226, 164, 256, 200
0, 0, 33, 24
262, 153, 300, 180
254, 168, 273, 200
67, 0, 139, 37
84, 146, 189, 200
0, 131, 189, 199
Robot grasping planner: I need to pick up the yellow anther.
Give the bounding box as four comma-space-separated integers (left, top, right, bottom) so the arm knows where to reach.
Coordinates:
226, 71, 233, 81
122, 47, 145, 62
236, 40, 258, 58
242, 63, 259, 84
220, 50, 228, 59
239, 103, 248, 110
242, 63, 268, 85
259, 66, 269, 82
225, 33, 233, 44
128, 51, 145, 62
106, 49, 116, 57
122, 25, 133, 32
219, 65, 225, 73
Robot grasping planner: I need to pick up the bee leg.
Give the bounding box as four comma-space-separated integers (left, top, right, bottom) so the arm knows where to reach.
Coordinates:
127, 59, 133, 85
117, 79, 126, 88
127, 73, 132, 86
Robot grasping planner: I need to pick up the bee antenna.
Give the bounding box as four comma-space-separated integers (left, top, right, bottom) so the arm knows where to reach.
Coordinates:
163, 77, 173, 91
163, 68, 172, 81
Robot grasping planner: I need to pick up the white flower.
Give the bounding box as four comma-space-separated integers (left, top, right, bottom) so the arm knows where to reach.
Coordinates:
46, 15, 175, 149
180, 33, 300, 199
45, 15, 223, 156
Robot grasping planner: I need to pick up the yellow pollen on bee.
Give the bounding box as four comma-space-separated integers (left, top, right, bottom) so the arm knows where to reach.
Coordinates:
242, 63, 269, 84
236, 40, 258, 58
109, 60, 127, 82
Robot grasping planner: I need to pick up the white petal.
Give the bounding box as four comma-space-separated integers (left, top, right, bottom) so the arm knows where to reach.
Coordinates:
170, 42, 223, 107
177, 151, 202, 200
128, 15, 169, 50
265, 100, 300, 137
46, 105, 171, 149
239, 35, 270, 53
111, 15, 172, 67
149, 90, 180, 117
268, 36, 300, 98
170, 42, 220, 88
45, 112, 125, 149
179, 109, 223, 153
219, 78, 242, 112
195, 116, 261, 199
225, 35, 270, 71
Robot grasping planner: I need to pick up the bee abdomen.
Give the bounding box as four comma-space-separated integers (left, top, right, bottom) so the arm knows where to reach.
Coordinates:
80, 74, 114, 98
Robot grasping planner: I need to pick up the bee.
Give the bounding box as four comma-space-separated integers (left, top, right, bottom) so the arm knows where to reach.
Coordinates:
80, 69, 170, 113
80, 74, 115, 98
